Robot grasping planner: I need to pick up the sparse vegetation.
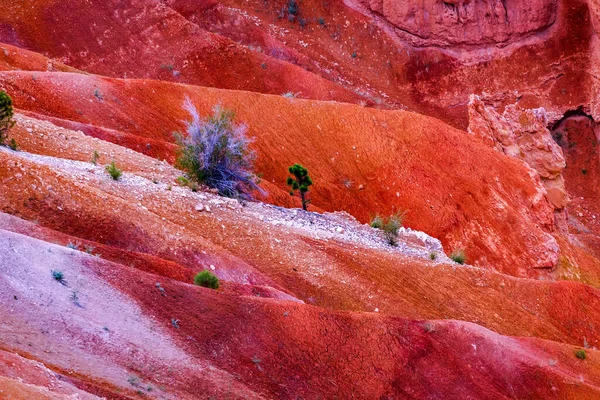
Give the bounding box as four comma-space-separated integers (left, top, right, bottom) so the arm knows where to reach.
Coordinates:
575, 349, 587, 360
371, 211, 405, 246
194, 270, 220, 289
105, 161, 122, 180
287, 164, 313, 211
171, 318, 180, 329
370, 215, 384, 229
175, 99, 262, 200
91, 150, 100, 165
282, 92, 300, 98
278, 0, 300, 22
52, 270, 65, 283
7, 138, 17, 151
93, 88, 103, 101
66, 242, 79, 250
450, 249, 466, 264
128, 375, 140, 387
429, 252, 437, 261
287, 0, 299, 21
176, 175, 189, 186
0, 91, 15, 147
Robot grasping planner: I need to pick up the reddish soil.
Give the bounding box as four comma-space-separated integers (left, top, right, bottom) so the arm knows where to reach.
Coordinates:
1, 0, 600, 398
0, 71, 564, 277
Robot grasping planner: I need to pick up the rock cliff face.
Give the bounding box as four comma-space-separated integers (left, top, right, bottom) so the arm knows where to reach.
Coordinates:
468, 95, 568, 213
358, 0, 558, 47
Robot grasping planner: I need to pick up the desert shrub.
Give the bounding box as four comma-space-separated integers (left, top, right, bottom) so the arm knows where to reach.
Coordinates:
52, 270, 65, 282
194, 270, 220, 289
105, 161, 122, 180
450, 249, 466, 264
575, 349, 587, 360
176, 175, 189, 186
370, 215, 384, 229
371, 211, 405, 246
429, 252, 437, 260
287, 164, 313, 211
176, 99, 261, 200
288, 0, 299, 16
0, 91, 15, 146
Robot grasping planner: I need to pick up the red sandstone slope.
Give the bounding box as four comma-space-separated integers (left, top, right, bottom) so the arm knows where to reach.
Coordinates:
0, 70, 567, 277
1, 0, 600, 398
0, 109, 599, 397
0, 0, 597, 127
1, 129, 600, 397
3, 225, 600, 399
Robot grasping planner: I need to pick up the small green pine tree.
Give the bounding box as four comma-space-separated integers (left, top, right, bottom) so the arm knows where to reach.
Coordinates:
0, 91, 15, 146
286, 164, 312, 211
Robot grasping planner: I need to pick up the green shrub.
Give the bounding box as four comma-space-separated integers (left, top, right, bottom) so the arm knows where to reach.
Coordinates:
429, 252, 437, 261
371, 211, 405, 246
370, 215, 384, 229
194, 270, 220, 289
176, 175, 189, 186
287, 164, 313, 211
575, 349, 587, 360
0, 91, 15, 146
450, 250, 466, 264
7, 138, 17, 151
105, 161, 122, 181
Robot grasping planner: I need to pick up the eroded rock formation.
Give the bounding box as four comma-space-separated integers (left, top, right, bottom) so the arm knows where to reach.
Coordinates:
469, 94, 568, 209
355, 0, 557, 47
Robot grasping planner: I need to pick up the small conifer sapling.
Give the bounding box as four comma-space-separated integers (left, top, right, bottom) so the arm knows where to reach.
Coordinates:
286, 164, 313, 211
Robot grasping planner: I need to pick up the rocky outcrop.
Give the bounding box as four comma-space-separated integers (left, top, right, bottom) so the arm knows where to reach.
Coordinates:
468, 94, 568, 214
355, 0, 557, 47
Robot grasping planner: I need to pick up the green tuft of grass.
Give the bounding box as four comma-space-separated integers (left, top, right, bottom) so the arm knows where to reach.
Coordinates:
429, 252, 437, 261
105, 161, 122, 181
91, 150, 100, 165
575, 349, 587, 360
370, 215, 384, 229
370, 211, 405, 247
450, 250, 466, 265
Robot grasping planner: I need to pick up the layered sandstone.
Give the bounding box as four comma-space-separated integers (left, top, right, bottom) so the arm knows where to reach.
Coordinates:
357, 0, 558, 47
468, 95, 568, 219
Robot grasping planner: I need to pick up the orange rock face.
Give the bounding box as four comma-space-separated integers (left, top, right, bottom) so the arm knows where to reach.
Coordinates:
0, 0, 599, 398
